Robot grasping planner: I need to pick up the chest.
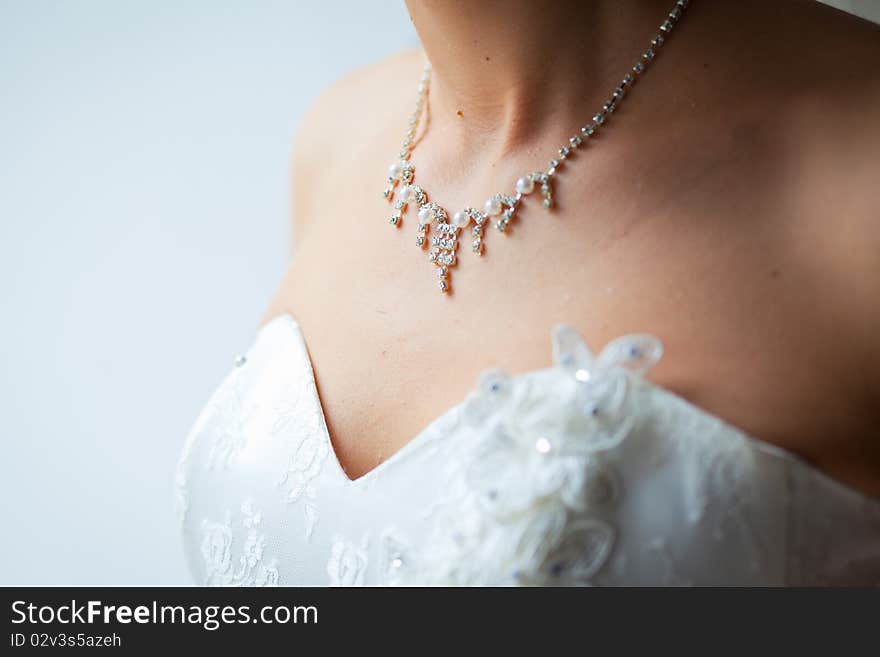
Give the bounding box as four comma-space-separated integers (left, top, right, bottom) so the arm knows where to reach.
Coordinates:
276, 158, 861, 481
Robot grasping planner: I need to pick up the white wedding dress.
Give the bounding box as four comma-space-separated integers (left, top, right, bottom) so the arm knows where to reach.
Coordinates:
176, 314, 880, 586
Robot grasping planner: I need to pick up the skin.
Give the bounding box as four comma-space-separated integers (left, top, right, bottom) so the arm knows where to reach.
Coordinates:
263, 0, 880, 492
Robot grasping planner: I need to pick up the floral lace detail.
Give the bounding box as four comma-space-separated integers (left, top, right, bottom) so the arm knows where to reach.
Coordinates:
273, 379, 330, 540
327, 535, 369, 586
399, 325, 663, 586
206, 367, 259, 470
379, 529, 412, 585
201, 500, 279, 586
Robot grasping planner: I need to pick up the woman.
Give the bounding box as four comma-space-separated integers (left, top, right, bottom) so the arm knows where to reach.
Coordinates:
178, 0, 880, 586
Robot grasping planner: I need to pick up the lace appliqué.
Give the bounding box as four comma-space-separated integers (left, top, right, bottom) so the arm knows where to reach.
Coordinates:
201, 500, 279, 586
274, 379, 330, 541
327, 535, 369, 586
399, 325, 662, 586
206, 367, 259, 470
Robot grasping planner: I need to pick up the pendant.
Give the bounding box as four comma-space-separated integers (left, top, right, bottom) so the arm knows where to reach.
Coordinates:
383, 162, 554, 294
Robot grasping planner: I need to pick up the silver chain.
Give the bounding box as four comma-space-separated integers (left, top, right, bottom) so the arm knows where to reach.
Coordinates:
383, 0, 691, 293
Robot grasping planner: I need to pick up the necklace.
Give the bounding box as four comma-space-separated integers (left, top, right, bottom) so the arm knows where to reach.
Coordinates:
383, 0, 690, 294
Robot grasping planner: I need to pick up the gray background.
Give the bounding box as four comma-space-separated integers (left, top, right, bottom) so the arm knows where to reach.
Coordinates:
0, 1, 876, 584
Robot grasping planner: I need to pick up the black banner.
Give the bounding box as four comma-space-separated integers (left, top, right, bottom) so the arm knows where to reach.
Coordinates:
1, 587, 875, 651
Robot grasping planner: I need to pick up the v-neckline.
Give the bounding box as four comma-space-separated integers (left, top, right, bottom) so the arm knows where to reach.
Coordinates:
257, 312, 880, 504
267, 313, 484, 485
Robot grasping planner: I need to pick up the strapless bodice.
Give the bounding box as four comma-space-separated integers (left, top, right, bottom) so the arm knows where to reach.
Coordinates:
176, 314, 880, 586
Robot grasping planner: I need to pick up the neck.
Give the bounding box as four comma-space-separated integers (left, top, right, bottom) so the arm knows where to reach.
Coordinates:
404, 0, 677, 156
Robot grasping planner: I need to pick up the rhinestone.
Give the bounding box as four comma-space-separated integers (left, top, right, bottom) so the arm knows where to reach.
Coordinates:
670, 7, 682, 19
633, 61, 645, 74
543, 198, 552, 208
438, 279, 448, 292
652, 35, 665, 48
570, 135, 582, 147
643, 48, 655, 61
437, 266, 448, 278
623, 73, 634, 85
416, 236, 425, 247
593, 112, 605, 125
559, 146, 570, 158
472, 239, 482, 253
660, 19, 673, 32
547, 167, 556, 176
472, 226, 481, 237
496, 220, 507, 232
382, 188, 392, 199
389, 213, 401, 225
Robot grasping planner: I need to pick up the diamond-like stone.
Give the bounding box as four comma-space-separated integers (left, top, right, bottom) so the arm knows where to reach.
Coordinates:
416, 236, 425, 247
389, 213, 400, 225
437, 266, 448, 278
438, 279, 448, 292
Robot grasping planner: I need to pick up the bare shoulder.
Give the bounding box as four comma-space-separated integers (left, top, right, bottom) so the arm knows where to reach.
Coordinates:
289, 47, 425, 245
262, 48, 423, 327
764, 3, 880, 419
667, 1, 880, 422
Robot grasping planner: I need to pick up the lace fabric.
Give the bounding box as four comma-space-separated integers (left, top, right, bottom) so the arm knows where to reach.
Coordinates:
177, 314, 880, 586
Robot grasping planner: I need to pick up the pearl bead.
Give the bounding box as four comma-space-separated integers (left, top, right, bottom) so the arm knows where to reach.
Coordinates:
418, 207, 433, 225
399, 185, 414, 203
515, 176, 534, 194
452, 211, 470, 228
388, 160, 407, 179
484, 197, 502, 216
